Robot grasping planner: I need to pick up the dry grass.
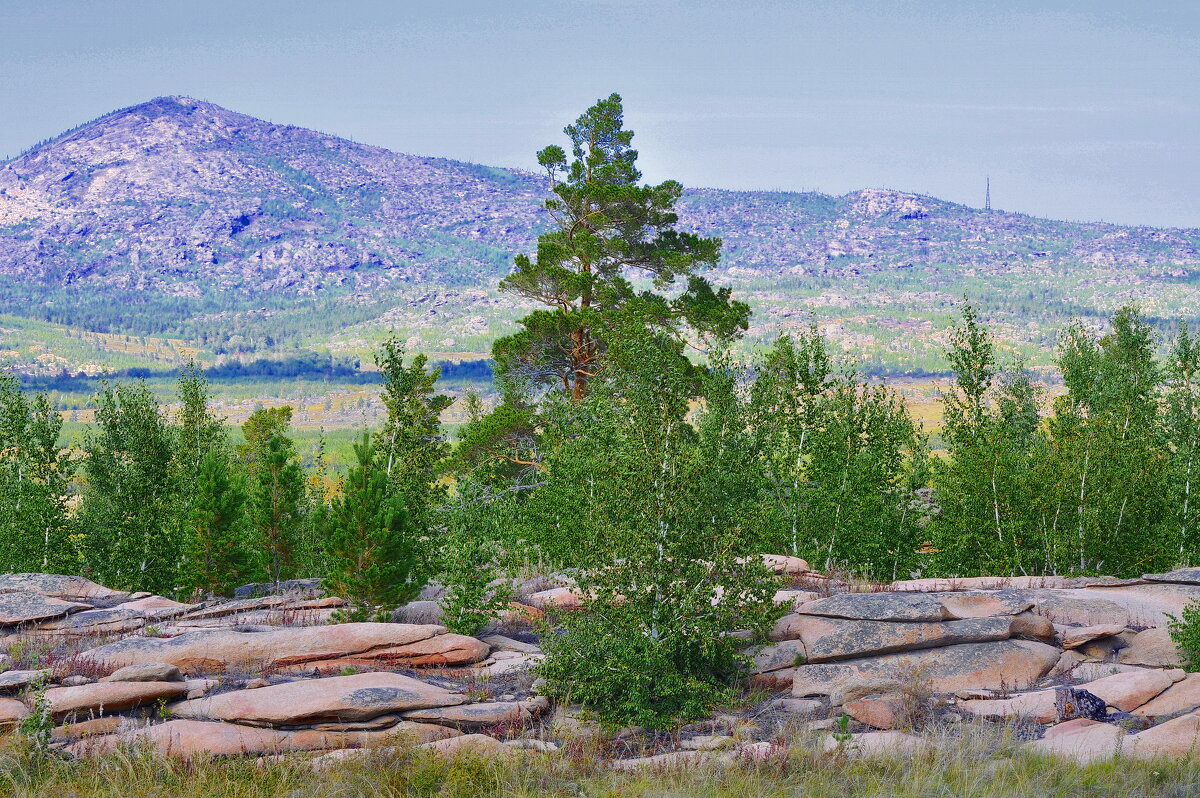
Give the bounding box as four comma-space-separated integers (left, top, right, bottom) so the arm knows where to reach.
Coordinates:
0, 720, 1197, 797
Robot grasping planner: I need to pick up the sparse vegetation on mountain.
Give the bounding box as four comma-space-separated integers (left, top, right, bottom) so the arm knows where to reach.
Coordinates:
2, 96, 1199, 378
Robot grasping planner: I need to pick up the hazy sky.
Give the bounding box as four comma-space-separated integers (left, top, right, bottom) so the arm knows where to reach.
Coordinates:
2, 1, 1197, 227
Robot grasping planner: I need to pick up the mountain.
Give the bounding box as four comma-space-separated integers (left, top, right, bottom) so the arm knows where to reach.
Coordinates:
2, 96, 1199, 375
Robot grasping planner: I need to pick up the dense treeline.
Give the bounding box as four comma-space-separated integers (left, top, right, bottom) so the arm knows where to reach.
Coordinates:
17, 355, 493, 394
2, 94, 1198, 730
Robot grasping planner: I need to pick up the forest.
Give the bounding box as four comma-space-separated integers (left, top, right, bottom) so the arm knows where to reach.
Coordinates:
1, 94, 1198, 729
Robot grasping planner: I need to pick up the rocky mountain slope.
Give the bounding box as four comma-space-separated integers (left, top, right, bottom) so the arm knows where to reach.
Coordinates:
2, 96, 1199, 372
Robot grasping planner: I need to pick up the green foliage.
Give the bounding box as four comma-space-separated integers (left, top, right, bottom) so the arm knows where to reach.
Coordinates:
178, 449, 252, 597
242, 407, 307, 585
79, 382, 178, 593
1164, 324, 1200, 562
437, 481, 516, 636
18, 675, 53, 760
492, 92, 746, 404
324, 433, 424, 620
931, 304, 1044, 575
173, 364, 255, 597
374, 337, 451, 536
1169, 600, 1200, 672
1039, 308, 1172, 575
749, 329, 927, 578
533, 322, 781, 729
0, 375, 74, 573
931, 304, 1196, 578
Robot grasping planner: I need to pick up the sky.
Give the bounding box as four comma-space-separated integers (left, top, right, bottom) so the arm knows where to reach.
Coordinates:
2, 0, 1197, 228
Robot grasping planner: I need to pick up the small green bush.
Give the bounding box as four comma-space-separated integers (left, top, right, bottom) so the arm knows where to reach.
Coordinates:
1168, 600, 1200, 671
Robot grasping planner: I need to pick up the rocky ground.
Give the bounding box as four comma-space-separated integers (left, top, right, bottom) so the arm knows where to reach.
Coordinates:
1, 559, 1200, 768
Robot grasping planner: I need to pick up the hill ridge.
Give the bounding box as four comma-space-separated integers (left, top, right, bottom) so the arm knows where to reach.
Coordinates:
1, 97, 1199, 374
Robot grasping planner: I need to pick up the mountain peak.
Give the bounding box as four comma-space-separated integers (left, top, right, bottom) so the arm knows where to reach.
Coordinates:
0, 97, 1197, 371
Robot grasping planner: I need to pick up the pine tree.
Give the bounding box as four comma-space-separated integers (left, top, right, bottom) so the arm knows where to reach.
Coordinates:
179, 449, 251, 596
461, 94, 749, 481
324, 434, 423, 620
241, 407, 306, 586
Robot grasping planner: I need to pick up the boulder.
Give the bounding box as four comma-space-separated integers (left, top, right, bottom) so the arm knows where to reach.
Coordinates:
1054, 687, 1108, 721
52, 715, 138, 741
0, 574, 125, 601
751, 640, 807, 673
1077, 633, 1135, 660
69, 718, 457, 758
0, 697, 29, 728
1066, 662, 1147, 682
938, 591, 1034, 619
890, 576, 1073, 591
117, 596, 197, 617
0, 669, 51, 691
1027, 718, 1124, 763
799, 593, 950, 623
34, 607, 148, 636
1047, 650, 1088, 679
843, 694, 904, 730
479, 635, 541, 655
527, 587, 581, 610
1134, 673, 1200, 718
1079, 668, 1180, 712
1016, 591, 1130, 628
680, 734, 736, 751
1009, 612, 1055, 642
1118, 628, 1184, 667
961, 668, 1188, 722
102, 663, 184, 683
477, 652, 544, 677
768, 698, 823, 715
610, 750, 718, 770
402, 698, 547, 729
792, 640, 1060, 697
277, 634, 491, 675
0, 592, 91, 625
234, 578, 323, 599
830, 678, 905, 706
178, 596, 289, 621
1064, 584, 1200, 628
43, 680, 189, 722
770, 613, 808, 642
822, 730, 929, 756
1143, 568, 1200, 586
788, 615, 1012, 663
772, 590, 821, 610
1128, 711, 1200, 757
78, 622, 448, 673
169, 672, 464, 726
419, 732, 512, 757
1059, 623, 1129, 650
760, 554, 811, 575
957, 689, 1057, 723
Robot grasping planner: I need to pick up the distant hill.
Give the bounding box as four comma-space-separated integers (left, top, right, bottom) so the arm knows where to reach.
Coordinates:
2, 96, 1199, 375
